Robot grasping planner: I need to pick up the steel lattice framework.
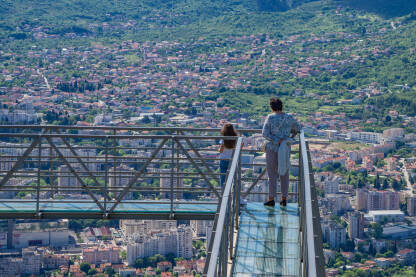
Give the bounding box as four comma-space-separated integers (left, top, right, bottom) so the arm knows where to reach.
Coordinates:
0, 125, 324, 276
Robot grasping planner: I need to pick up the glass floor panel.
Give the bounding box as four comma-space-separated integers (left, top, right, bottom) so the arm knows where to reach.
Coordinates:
0, 200, 218, 214
232, 202, 300, 277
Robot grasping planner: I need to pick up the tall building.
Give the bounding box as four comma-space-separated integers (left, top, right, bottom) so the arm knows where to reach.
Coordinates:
177, 225, 193, 259
109, 165, 134, 200
126, 228, 186, 265
22, 247, 42, 275
190, 220, 213, 238
321, 194, 352, 215
356, 189, 367, 210
321, 222, 346, 249
57, 165, 82, 193
356, 189, 400, 211
407, 196, 416, 216
324, 178, 339, 194
347, 211, 364, 239
159, 169, 183, 199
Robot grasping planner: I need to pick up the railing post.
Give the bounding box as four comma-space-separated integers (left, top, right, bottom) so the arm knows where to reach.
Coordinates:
104, 136, 109, 212
36, 135, 42, 217
170, 135, 175, 218
236, 150, 242, 228
113, 129, 117, 200
49, 129, 54, 198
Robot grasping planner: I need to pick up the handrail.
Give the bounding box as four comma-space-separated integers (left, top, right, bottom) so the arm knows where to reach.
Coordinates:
0, 125, 261, 133
205, 137, 243, 277
299, 131, 325, 277
300, 131, 317, 276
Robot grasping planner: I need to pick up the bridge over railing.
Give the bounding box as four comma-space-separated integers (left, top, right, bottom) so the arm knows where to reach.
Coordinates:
0, 125, 324, 276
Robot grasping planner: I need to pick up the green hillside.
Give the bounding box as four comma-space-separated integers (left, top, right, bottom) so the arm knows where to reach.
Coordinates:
0, 0, 415, 124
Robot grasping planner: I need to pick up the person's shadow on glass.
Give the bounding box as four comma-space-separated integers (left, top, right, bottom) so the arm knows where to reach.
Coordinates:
251, 206, 286, 275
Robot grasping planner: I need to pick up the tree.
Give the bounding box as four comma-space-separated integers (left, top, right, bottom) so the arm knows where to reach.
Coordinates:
371, 223, 383, 239
392, 179, 401, 191
141, 115, 151, 124
382, 178, 389, 190
134, 258, 144, 268
80, 262, 91, 273
120, 250, 127, 260
374, 174, 380, 189
105, 268, 116, 276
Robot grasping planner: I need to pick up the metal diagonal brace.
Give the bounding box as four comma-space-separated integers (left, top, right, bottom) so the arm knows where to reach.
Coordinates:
108, 138, 168, 213
173, 137, 220, 199
45, 137, 105, 212
179, 131, 217, 175
241, 168, 267, 199
0, 135, 41, 189
57, 135, 111, 200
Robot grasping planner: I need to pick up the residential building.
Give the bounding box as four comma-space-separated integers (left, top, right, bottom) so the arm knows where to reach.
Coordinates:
82, 246, 121, 265
347, 211, 364, 239
356, 189, 400, 211
407, 196, 416, 216
177, 225, 193, 259
349, 132, 382, 144
322, 221, 346, 249
22, 247, 42, 275
159, 169, 183, 199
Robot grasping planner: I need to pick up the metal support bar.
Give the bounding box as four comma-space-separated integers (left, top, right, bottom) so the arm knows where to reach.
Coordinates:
57, 135, 110, 200
173, 138, 220, 199
108, 138, 168, 213
241, 168, 267, 199
45, 137, 105, 212
0, 136, 41, 188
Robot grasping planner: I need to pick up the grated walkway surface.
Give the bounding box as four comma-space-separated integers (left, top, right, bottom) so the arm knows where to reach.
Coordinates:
232, 202, 300, 277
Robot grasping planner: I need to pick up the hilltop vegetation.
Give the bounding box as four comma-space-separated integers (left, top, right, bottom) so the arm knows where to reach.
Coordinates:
0, 0, 415, 126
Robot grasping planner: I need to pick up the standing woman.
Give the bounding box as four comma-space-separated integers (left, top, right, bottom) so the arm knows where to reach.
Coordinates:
262, 98, 301, 206
219, 123, 238, 187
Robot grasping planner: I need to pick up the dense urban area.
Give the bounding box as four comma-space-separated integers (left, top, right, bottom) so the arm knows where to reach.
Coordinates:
0, 0, 416, 276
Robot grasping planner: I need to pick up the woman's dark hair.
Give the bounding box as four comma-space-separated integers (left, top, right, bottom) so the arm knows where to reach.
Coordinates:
270, 98, 283, 111
221, 123, 238, 149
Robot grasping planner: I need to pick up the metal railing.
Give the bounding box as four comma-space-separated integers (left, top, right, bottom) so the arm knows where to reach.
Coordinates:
0, 125, 254, 220
0, 125, 324, 276
203, 130, 325, 277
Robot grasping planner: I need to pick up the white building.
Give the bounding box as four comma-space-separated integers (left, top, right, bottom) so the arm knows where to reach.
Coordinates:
127, 231, 176, 265
176, 225, 192, 259
364, 210, 405, 223
348, 132, 382, 144
120, 220, 176, 237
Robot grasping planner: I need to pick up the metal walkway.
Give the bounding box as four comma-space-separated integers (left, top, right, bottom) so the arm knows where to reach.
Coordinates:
232, 202, 300, 277
0, 200, 217, 220
0, 126, 325, 276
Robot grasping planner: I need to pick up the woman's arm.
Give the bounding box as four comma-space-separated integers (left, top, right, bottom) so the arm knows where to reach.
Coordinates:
219, 144, 224, 153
